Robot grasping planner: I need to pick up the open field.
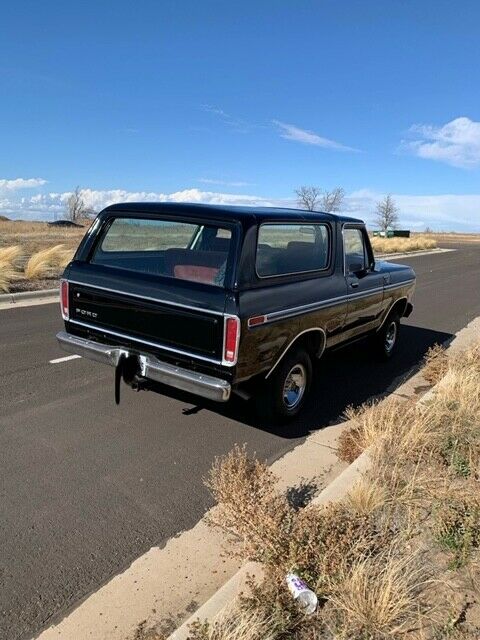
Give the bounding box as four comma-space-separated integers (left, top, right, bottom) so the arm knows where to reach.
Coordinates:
0, 220, 87, 292
0, 219, 87, 253
422, 231, 480, 245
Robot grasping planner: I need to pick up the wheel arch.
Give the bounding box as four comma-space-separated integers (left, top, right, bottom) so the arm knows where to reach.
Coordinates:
377, 296, 408, 332
265, 327, 326, 379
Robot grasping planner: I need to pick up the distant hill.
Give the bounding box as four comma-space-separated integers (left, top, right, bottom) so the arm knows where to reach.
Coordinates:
0, 215, 11, 221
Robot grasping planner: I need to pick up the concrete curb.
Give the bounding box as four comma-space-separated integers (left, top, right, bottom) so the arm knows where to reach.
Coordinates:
376, 247, 454, 260
0, 287, 58, 304
166, 316, 480, 640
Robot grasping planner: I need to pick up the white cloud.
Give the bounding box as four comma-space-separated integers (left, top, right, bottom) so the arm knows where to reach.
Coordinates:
2, 184, 479, 231
273, 120, 359, 152
0, 177, 47, 191
345, 189, 480, 231
201, 104, 253, 133
197, 178, 253, 187
404, 117, 480, 168
0, 187, 275, 220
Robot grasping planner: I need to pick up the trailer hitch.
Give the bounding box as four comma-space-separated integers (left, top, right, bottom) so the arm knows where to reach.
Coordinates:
114, 354, 146, 404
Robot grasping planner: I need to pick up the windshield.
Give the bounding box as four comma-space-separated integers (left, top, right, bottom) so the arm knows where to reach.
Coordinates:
91, 217, 233, 287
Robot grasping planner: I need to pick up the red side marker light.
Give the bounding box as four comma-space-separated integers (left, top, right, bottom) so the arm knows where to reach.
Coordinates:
248, 315, 266, 328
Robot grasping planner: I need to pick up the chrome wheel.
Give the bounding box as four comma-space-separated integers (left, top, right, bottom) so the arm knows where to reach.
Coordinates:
385, 321, 398, 353
282, 363, 307, 409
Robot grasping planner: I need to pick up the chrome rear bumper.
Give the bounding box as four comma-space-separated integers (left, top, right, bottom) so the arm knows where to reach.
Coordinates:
56, 331, 231, 402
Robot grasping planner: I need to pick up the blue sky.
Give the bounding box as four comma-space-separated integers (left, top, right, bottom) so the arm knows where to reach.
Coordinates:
1, 0, 480, 230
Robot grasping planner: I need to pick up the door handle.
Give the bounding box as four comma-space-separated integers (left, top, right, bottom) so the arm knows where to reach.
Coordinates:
350, 281, 359, 288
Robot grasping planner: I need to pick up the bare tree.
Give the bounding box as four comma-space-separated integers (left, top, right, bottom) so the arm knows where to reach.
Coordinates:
319, 187, 345, 213
66, 186, 88, 221
295, 186, 321, 211
375, 194, 399, 232
295, 185, 345, 213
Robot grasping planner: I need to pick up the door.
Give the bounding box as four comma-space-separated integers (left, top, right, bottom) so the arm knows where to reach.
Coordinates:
343, 225, 385, 339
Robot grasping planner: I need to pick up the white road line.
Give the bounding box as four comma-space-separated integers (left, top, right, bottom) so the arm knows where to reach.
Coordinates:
49, 354, 82, 364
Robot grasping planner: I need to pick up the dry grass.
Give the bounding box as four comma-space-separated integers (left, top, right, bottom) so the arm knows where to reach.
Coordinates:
371, 235, 437, 255
0, 260, 18, 292
0, 245, 23, 265
24, 244, 73, 280
0, 219, 86, 255
344, 477, 389, 517
189, 601, 279, 640
327, 546, 428, 638
0, 245, 23, 292
0, 219, 83, 291
198, 340, 480, 639
205, 444, 293, 565
423, 344, 449, 384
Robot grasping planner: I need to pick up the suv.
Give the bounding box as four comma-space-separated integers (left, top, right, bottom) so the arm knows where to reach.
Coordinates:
57, 203, 415, 421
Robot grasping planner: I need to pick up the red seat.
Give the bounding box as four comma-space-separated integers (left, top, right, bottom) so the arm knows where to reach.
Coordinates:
174, 264, 219, 284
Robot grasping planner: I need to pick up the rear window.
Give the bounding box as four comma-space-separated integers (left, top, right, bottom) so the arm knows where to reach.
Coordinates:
91, 217, 232, 287
256, 223, 330, 277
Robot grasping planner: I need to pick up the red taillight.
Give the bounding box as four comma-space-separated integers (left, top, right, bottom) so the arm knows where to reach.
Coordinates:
223, 316, 240, 365
60, 280, 69, 320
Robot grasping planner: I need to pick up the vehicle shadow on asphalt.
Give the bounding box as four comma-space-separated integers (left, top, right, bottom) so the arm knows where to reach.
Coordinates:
148, 324, 453, 439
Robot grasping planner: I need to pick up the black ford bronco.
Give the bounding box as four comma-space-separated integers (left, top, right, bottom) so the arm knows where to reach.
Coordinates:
57, 203, 415, 420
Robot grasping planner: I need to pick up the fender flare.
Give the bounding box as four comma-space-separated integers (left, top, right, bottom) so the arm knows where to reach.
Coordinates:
265, 327, 326, 379
376, 297, 408, 332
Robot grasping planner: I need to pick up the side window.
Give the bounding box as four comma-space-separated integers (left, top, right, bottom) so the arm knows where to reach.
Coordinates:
256, 223, 329, 277
344, 227, 367, 274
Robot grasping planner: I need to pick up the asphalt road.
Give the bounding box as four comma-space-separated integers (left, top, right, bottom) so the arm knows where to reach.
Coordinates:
1, 243, 479, 640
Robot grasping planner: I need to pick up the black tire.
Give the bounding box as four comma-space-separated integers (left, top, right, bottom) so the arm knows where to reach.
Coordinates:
257, 347, 312, 422
374, 313, 401, 360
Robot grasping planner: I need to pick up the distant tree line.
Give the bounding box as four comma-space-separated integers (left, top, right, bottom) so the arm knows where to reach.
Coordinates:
294, 185, 400, 232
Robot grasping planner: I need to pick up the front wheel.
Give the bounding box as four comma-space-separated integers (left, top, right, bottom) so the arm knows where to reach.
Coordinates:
257, 347, 312, 422
374, 314, 400, 359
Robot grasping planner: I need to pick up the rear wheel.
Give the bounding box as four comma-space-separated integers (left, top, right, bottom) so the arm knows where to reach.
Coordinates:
375, 314, 401, 359
257, 347, 312, 422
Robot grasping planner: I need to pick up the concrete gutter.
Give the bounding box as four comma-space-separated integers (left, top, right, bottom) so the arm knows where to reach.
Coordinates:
0, 288, 58, 309
376, 247, 454, 260
167, 315, 480, 640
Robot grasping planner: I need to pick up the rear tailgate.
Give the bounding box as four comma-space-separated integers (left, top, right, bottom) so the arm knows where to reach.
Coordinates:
67, 277, 225, 364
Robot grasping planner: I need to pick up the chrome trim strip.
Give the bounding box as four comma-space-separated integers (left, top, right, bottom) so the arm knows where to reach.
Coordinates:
67, 319, 223, 365
265, 328, 326, 379
257, 280, 414, 325
67, 280, 224, 316
57, 331, 230, 402
384, 279, 415, 290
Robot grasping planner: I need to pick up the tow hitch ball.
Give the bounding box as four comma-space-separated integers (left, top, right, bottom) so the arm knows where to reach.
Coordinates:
114, 355, 143, 405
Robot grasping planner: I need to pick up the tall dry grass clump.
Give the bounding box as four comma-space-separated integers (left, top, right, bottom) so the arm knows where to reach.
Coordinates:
0, 245, 23, 292
371, 235, 437, 255
0, 245, 22, 266
327, 545, 428, 638
24, 244, 72, 279
0, 260, 17, 292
